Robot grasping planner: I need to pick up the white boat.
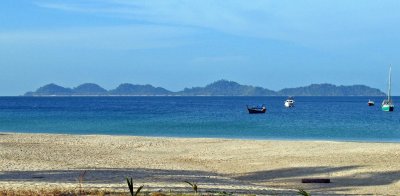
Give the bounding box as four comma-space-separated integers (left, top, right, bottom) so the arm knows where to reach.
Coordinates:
284, 97, 295, 108
382, 65, 394, 112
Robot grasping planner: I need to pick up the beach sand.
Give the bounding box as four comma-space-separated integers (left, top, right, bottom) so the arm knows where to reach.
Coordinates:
0, 133, 400, 195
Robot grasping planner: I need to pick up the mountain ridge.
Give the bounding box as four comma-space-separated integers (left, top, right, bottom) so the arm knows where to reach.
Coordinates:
24, 80, 386, 96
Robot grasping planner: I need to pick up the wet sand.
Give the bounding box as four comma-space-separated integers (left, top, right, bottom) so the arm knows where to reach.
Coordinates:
0, 133, 400, 195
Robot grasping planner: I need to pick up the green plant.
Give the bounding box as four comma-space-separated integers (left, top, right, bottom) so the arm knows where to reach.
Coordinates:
77, 170, 87, 195
216, 191, 232, 195
127, 177, 144, 196
297, 188, 311, 196
184, 181, 198, 194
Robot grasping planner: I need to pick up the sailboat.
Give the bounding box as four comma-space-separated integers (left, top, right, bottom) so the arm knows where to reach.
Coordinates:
382, 65, 394, 112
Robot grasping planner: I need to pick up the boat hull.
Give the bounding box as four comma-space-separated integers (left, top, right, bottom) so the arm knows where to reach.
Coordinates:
382, 104, 394, 112
284, 102, 294, 108
247, 108, 266, 114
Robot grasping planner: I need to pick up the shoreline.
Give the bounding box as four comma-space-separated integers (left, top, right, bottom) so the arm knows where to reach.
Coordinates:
1, 132, 400, 195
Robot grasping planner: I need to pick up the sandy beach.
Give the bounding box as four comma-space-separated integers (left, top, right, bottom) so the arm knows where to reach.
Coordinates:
0, 133, 399, 195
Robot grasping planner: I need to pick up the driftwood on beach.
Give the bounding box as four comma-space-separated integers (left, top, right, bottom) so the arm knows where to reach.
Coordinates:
301, 178, 331, 183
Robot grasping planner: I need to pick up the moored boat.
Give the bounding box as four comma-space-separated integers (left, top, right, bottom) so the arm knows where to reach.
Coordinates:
382, 100, 394, 111
368, 100, 375, 106
284, 97, 295, 108
247, 105, 266, 114
382, 65, 394, 112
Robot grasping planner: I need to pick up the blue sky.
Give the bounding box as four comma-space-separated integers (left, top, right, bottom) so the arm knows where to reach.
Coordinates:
0, 0, 399, 95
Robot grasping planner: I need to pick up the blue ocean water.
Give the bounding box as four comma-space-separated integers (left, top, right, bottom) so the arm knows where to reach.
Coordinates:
0, 96, 399, 142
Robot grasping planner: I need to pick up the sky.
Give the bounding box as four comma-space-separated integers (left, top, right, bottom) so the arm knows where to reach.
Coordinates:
1, 0, 400, 95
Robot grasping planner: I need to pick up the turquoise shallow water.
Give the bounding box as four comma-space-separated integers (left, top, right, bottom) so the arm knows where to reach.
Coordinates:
0, 96, 399, 142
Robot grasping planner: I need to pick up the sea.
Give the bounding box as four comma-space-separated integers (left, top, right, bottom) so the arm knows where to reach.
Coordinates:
0, 96, 399, 142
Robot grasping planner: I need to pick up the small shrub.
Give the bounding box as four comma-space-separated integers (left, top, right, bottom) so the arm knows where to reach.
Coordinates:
184, 181, 198, 194
150, 192, 167, 196
216, 191, 232, 195
127, 177, 144, 196
297, 188, 311, 196
77, 170, 87, 195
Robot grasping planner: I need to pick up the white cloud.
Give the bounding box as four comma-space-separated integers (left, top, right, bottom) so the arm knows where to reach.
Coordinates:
35, 1, 139, 15
33, 0, 400, 49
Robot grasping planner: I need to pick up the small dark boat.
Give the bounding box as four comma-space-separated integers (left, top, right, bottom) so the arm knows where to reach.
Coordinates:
247, 104, 266, 114
368, 100, 375, 106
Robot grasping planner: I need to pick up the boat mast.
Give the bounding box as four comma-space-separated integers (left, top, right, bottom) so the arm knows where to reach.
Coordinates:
388, 64, 392, 102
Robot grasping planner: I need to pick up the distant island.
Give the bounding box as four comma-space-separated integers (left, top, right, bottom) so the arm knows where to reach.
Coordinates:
24, 80, 386, 96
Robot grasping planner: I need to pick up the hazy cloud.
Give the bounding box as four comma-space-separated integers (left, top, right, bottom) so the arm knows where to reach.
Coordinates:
192, 55, 247, 64
0, 24, 195, 50
34, 0, 400, 48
